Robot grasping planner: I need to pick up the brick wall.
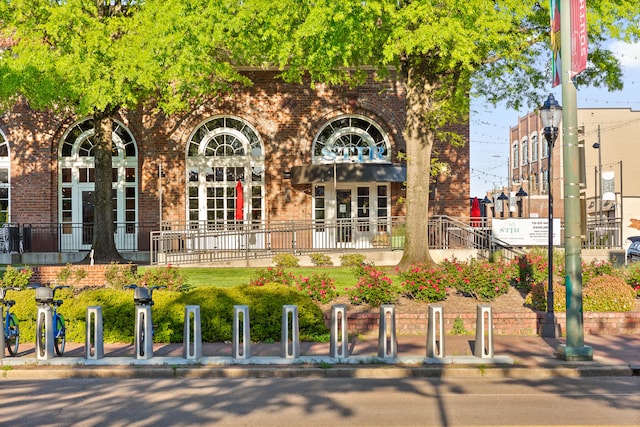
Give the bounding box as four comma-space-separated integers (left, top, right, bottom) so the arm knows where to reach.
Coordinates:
324, 310, 640, 336
29, 264, 137, 288
1, 70, 469, 227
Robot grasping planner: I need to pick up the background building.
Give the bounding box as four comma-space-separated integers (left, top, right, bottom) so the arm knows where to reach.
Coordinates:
508, 107, 640, 246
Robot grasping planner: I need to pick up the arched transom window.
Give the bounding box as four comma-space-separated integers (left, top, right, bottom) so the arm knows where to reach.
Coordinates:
312, 115, 390, 164
186, 116, 265, 231
58, 118, 138, 249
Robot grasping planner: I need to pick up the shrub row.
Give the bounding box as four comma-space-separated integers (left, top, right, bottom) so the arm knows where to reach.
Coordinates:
6, 284, 328, 344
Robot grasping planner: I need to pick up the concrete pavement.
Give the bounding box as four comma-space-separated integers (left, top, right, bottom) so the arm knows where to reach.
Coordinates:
2, 334, 638, 379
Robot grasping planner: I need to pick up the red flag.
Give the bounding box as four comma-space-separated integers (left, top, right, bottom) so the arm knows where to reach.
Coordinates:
570, 0, 588, 77
235, 180, 244, 220
550, 0, 587, 87
551, 0, 561, 87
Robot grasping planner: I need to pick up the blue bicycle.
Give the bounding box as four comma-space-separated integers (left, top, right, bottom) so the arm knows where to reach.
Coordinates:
34, 285, 70, 356
1, 286, 22, 356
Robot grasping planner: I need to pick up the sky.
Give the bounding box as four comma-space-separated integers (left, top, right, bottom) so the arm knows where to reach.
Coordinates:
469, 41, 640, 198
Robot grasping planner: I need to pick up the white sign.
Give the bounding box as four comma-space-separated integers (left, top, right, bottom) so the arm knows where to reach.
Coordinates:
492, 218, 561, 246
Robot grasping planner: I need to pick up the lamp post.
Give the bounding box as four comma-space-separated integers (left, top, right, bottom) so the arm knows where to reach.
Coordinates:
497, 192, 508, 218
515, 187, 528, 217
539, 93, 561, 338
592, 125, 602, 224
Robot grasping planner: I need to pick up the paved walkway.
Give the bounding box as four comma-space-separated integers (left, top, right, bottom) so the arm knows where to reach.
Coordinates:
2, 334, 638, 379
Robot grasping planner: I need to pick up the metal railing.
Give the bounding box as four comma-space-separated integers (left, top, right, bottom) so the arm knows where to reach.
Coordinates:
149, 216, 530, 265
1, 222, 156, 253
2, 216, 623, 264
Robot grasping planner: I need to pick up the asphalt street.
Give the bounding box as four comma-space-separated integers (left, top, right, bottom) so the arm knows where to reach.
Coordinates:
2, 376, 639, 426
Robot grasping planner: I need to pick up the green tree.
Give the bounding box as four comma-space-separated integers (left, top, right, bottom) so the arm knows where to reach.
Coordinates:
0, 0, 247, 262
230, 0, 640, 267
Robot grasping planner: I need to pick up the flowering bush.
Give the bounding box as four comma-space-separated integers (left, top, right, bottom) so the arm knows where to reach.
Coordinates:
450, 259, 511, 302
583, 275, 636, 312
295, 272, 337, 303
249, 266, 297, 287
398, 263, 447, 302
1, 265, 32, 289
513, 253, 548, 293
139, 265, 189, 291
309, 253, 333, 267
346, 265, 398, 306
104, 262, 138, 290
581, 259, 619, 284
272, 253, 300, 268
527, 275, 635, 312
624, 262, 640, 297
527, 280, 566, 312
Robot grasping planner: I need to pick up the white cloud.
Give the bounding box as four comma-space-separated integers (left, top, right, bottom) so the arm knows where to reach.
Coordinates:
609, 41, 640, 69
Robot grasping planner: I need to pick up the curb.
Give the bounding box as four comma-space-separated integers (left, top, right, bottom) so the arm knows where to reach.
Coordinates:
2, 362, 637, 380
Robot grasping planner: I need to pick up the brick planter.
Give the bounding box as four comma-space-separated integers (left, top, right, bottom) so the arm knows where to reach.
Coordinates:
29, 264, 137, 288
323, 309, 640, 336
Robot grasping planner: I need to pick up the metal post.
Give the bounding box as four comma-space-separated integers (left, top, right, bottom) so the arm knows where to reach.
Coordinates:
85, 306, 104, 360
281, 305, 300, 359
475, 304, 494, 358
183, 305, 202, 360
134, 305, 154, 360
426, 304, 444, 358
378, 304, 397, 358
233, 305, 251, 359
36, 305, 55, 360
557, 0, 592, 361
330, 304, 348, 359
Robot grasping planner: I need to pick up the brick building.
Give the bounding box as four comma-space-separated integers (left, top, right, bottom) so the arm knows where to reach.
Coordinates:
0, 70, 469, 260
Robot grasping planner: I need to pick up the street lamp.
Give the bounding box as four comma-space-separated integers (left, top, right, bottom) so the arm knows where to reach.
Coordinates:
515, 186, 528, 217
539, 93, 562, 338
592, 125, 602, 224
497, 192, 509, 218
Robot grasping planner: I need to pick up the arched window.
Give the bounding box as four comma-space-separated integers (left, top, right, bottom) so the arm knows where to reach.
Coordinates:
186, 116, 265, 231
531, 133, 539, 162
58, 118, 138, 250
312, 115, 391, 163
521, 137, 528, 165
310, 115, 393, 246
512, 142, 519, 168
0, 130, 9, 224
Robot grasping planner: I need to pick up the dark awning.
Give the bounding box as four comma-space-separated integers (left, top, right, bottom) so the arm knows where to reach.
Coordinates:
291, 163, 406, 185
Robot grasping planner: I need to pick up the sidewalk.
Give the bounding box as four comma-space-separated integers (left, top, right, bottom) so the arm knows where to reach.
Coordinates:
2, 334, 639, 379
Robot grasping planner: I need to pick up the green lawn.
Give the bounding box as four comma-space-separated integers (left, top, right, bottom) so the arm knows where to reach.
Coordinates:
138, 266, 399, 292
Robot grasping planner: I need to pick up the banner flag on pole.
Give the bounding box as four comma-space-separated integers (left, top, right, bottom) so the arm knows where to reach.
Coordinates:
551, 0, 562, 87
550, 0, 587, 87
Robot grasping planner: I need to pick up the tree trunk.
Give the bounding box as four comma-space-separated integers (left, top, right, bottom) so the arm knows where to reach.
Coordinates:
84, 108, 124, 264
398, 64, 438, 269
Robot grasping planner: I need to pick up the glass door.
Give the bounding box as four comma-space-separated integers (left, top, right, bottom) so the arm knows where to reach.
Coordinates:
336, 189, 352, 243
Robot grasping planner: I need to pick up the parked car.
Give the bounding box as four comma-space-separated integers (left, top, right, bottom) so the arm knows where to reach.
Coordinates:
627, 236, 640, 262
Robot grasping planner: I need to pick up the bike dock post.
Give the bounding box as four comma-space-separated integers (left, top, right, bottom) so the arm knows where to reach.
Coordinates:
135, 304, 154, 360
232, 305, 250, 359
378, 304, 397, 358
85, 306, 104, 360
183, 305, 202, 360
281, 305, 300, 359
36, 304, 55, 360
35, 287, 55, 360
427, 304, 445, 358
474, 304, 494, 358
330, 304, 348, 359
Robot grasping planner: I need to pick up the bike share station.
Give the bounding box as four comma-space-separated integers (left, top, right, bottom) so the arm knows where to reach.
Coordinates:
3, 286, 513, 365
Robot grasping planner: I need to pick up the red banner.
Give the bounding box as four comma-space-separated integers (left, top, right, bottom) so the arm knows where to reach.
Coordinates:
570, 0, 588, 77
550, 0, 587, 87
